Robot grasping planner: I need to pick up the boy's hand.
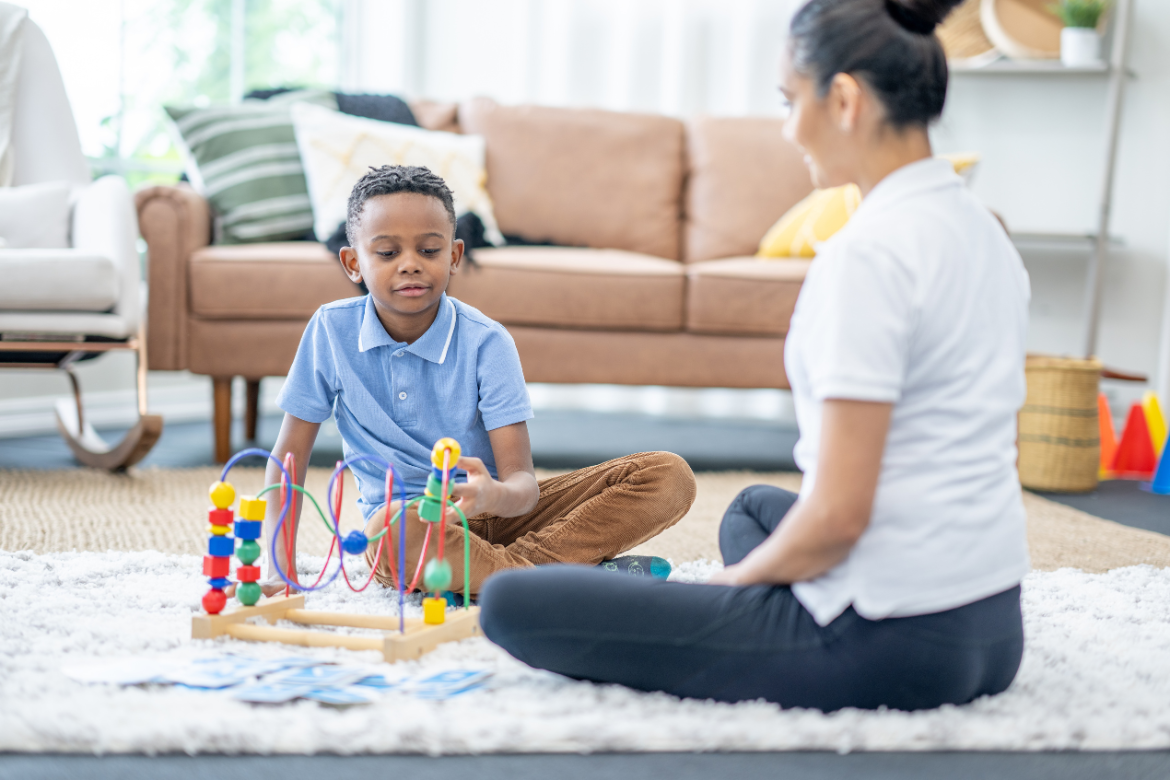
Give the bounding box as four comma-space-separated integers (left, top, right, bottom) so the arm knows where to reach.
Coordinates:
449, 456, 498, 519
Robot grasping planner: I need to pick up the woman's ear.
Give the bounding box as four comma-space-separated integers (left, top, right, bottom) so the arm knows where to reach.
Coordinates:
827, 72, 863, 133
339, 246, 363, 284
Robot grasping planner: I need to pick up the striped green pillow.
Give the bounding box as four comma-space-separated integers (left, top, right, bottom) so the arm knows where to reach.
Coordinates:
166, 90, 338, 244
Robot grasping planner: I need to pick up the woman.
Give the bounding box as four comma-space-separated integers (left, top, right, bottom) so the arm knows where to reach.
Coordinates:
478, 0, 1029, 712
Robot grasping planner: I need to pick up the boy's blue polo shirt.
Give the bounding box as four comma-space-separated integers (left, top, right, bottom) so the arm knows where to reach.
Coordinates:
276, 293, 533, 517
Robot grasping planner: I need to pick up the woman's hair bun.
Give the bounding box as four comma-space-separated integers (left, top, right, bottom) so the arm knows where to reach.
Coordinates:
883, 0, 963, 35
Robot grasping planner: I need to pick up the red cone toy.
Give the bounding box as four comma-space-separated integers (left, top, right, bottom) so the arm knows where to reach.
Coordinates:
1112, 402, 1158, 479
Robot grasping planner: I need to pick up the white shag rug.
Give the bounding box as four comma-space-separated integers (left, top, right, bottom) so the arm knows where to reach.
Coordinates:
2, 550, 1169, 754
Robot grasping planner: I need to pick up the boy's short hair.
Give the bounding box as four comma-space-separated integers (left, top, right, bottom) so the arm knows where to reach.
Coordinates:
345, 165, 458, 246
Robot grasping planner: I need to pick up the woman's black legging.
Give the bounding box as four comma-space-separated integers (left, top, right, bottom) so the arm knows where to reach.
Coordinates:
479, 485, 1024, 711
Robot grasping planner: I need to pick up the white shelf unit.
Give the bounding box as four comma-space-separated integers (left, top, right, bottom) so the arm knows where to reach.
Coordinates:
949, 0, 1134, 359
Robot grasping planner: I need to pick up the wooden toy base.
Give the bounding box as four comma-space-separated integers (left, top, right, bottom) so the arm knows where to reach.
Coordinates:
191, 595, 481, 662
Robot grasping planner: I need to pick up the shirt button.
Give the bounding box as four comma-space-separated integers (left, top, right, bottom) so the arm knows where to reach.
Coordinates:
399, 391, 407, 400
395, 351, 404, 357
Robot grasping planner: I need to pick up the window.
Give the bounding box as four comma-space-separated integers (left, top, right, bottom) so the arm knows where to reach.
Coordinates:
23, 0, 342, 188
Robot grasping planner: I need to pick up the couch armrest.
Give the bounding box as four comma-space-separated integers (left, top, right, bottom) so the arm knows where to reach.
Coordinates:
135, 184, 210, 370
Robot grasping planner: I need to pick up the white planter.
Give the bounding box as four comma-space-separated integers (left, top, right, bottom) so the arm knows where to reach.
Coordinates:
1061, 27, 1102, 67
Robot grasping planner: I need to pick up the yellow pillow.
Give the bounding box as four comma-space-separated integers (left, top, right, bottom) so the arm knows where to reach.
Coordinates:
756, 153, 980, 259
757, 184, 862, 259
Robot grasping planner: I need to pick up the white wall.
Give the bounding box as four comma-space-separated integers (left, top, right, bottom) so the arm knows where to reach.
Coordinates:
935, 4, 1170, 408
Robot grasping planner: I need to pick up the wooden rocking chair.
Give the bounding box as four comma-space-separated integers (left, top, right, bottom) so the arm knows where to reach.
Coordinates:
0, 13, 161, 470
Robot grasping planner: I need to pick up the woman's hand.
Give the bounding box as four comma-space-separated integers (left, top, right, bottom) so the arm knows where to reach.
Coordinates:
721, 399, 891, 586
450, 456, 499, 519
706, 564, 753, 587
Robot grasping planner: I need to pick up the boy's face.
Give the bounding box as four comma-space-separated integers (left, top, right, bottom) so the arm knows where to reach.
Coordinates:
339, 192, 464, 335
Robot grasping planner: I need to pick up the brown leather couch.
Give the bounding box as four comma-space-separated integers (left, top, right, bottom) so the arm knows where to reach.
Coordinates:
136, 97, 814, 462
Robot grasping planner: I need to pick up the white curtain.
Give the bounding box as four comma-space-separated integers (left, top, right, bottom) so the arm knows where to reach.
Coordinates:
346, 0, 800, 117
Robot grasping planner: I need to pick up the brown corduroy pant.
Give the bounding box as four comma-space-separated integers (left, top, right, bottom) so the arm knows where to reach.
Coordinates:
363, 451, 696, 596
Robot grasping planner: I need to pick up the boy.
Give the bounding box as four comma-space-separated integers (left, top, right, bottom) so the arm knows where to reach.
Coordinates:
256, 165, 696, 597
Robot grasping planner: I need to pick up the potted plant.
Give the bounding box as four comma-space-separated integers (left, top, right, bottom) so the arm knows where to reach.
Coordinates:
1049, 0, 1110, 67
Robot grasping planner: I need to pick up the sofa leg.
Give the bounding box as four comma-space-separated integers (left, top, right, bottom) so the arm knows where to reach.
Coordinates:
212, 376, 233, 464
245, 379, 261, 442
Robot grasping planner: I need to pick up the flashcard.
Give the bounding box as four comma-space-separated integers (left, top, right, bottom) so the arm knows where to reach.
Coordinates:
406, 669, 493, 699
302, 686, 381, 705
264, 664, 369, 688
232, 683, 314, 703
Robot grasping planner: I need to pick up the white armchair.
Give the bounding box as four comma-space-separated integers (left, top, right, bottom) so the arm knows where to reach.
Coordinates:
0, 9, 161, 469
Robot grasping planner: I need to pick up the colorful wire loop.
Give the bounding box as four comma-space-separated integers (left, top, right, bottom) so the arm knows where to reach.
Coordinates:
218, 446, 472, 622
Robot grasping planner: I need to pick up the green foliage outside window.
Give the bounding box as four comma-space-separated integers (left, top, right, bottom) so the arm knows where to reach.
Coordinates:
93, 0, 340, 188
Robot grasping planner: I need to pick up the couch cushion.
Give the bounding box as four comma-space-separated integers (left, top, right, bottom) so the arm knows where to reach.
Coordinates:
685, 257, 809, 336
0, 249, 119, 311
446, 246, 684, 332
410, 100, 461, 133
684, 117, 813, 263
458, 98, 685, 260
188, 242, 362, 319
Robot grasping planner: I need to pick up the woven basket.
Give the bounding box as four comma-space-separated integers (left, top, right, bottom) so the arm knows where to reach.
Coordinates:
1018, 355, 1101, 493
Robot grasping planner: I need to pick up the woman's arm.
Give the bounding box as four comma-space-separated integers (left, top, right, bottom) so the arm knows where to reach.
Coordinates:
259, 412, 320, 594
708, 398, 892, 586
451, 421, 540, 518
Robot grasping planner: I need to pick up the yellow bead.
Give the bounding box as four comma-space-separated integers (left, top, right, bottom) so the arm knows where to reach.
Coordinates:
430, 438, 461, 469
238, 496, 267, 521
423, 596, 447, 625
209, 481, 236, 510
209, 524, 231, 536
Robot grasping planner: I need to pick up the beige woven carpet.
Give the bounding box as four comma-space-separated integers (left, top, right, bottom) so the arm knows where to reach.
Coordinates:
2, 468, 1168, 572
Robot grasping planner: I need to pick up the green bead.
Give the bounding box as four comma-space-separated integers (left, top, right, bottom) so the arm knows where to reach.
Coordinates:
423, 558, 452, 592
236, 581, 262, 606
418, 495, 444, 522
236, 539, 261, 565
425, 473, 444, 498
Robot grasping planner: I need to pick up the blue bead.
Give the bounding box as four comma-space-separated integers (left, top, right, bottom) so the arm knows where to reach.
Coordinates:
208, 536, 235, 557
431, 465, 444, 479
342, 530, 369, 555
234, 520, 262, 540
207, 577, 231, 589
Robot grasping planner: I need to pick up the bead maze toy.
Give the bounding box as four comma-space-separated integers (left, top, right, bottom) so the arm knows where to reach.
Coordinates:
191, 438, 481, 661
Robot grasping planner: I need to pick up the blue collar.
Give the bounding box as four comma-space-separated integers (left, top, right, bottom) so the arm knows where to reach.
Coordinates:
357, 293, 458, 364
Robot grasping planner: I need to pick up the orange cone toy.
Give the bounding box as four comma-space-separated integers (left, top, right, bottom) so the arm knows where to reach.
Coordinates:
1098, 393, 1117, 479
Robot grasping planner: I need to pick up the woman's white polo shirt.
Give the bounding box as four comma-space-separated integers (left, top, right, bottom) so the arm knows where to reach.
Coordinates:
785, 158, 1032, 626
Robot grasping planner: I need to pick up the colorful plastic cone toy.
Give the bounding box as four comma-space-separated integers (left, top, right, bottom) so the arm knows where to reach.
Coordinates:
1142, 391, 1168, 458
1112, 402, 1158, 480
1098, 393, 1117, 479
1148, 443, 1170, 495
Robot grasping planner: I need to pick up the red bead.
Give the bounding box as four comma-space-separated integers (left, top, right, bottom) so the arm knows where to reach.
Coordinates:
235, 564, 261, 583
208, 507, 233, 526
202, 555, 231, 578
202, 588, 227, 614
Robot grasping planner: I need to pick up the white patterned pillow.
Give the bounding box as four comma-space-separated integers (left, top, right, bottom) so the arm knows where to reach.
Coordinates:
291, 102, 503, 245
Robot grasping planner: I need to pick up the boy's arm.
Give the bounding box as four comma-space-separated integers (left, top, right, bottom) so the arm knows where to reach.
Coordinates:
259, 412, 321, 595
451, 421, 539, 518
